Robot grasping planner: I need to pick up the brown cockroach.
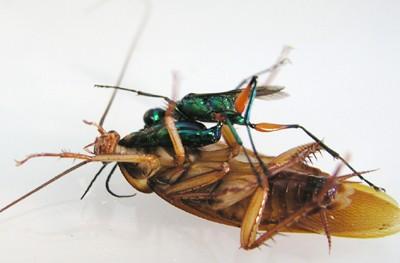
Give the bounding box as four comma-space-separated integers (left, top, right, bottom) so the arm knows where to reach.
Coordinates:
5, 127, 400, 250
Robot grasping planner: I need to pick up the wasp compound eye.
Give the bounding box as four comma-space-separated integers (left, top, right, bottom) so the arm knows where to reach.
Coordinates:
143, 107, 166, 127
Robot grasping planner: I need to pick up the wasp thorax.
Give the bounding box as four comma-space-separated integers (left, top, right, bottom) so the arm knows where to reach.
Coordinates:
93, 130, 120, 155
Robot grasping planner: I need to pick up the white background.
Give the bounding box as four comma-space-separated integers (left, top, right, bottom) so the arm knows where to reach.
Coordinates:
0, 0, 399, 262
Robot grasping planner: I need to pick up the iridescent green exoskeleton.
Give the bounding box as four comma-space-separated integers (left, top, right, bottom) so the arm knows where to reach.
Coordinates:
120, 121, 222, 148
96, 76, 383, 191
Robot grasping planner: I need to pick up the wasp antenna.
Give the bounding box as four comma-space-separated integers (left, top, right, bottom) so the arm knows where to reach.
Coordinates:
99, 0, 151, 126
95, 85, 172, 102
171, 71, 180, 101
1, 161, 89, 214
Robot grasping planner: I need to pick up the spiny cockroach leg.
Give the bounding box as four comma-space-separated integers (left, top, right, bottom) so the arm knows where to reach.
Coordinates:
242, 162, 343, 250
320, 208, 332, 253
267, 142, 322, 175
240, 184, 269, 249
165, 162, 229, 195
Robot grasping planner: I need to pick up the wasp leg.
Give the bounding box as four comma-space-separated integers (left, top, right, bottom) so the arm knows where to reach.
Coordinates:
164, 74, 185, 166
198, 121, 243, 163
234, 76, 272, 178
165, 162, 230, 195
252, 122, 383, 191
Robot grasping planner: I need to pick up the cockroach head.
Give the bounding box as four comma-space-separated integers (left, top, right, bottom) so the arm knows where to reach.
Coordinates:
93, 130, 120, 155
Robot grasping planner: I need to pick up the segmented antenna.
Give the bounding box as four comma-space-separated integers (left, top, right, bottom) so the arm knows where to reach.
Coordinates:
0, 161, 89, 213
83, 0, 152, 197
99, 0, 152, 126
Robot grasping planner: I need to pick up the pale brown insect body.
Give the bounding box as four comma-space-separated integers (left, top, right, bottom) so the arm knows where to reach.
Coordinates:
111, 135, 400, 249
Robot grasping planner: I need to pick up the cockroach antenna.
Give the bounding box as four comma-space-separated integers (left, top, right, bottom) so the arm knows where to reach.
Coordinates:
0, 1, 152, 214
99, 0, 152, 126
84, 0, 152, 197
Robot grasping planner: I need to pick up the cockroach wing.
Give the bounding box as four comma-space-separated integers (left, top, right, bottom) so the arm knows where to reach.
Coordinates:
327, 183, 400, 238
282, 182, 400, 238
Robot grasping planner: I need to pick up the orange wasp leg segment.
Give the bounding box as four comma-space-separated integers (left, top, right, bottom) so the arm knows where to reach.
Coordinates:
253, 122, 383, 191
234, 79, 252, 114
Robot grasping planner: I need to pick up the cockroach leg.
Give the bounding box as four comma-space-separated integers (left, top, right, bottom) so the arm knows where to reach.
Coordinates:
240, 184, 269, 249
243, 162, 342, 250
267, 142, 322, 175
221, 124, 240, 158
319, 208, 332, 253
105, 163, 136, 198
80, 163, 108, 200
165, 162, 230, 195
